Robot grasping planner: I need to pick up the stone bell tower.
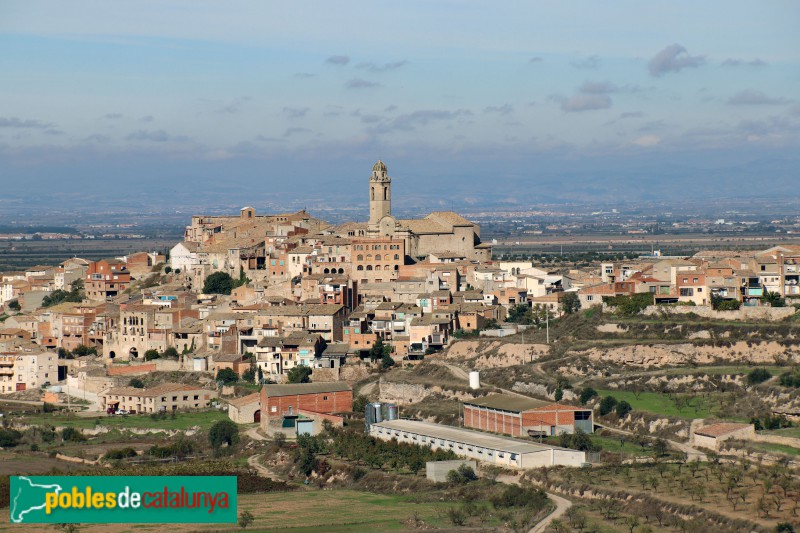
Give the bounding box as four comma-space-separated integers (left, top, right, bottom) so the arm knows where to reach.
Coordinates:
368, 160, 391, 225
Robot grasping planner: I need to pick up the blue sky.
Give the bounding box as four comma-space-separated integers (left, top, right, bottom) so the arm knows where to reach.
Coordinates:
0, 1, 798, 207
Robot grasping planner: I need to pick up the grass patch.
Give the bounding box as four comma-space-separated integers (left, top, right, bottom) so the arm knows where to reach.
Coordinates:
18, 410, 229, 431
762, 427, 800, 438
596, 389, 721, 419
0, 490, 477, 532
747, 441, 800, 457
236, 490, 463, 531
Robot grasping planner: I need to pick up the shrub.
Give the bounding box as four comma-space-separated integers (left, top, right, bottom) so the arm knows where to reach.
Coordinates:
161, 347, 179, 359
490, 485, 549, 510
604, 293, 653, 316
0, 428, 22, 447
61, 427, 86, 443
747, 368, 772, 385
446, 507, 466, 526
129, 378, 145, 389
149, 437, 194, 459
72, 345, 97, 357
203, 272, 236, 295
778, 371, 800, 388
286, 366, 311, 384
216, 367, 240, 385
554, 388, 563, 402
579, 387, 598, 405
144, 349, 160, 361
209, 420, 239, 450
238, 510, 255, 529
598, 396, 618, 416
558, 429, 600, 452
446, 464, 478, 484
615, 401, 632, 418
711, 295, 741, 311
104, 447, 137, 460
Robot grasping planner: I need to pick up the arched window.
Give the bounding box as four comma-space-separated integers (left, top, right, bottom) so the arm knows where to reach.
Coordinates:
384, 265, 390, 271
375, 254, 382, 261
383, 187, 388, 201
323, 268, 330, 274
338, 268, 344, 274
357, 255, 363, 261
394, 265, 399, 270
366, 265, 373, 271
394, 254, 399, 260
357, 265, 364, 271
375, 265, 381, 271
366, 254, 372, 261
371, 187, 375, 201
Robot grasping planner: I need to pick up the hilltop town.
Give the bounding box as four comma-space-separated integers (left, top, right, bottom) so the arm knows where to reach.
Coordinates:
1, 161, 800, 532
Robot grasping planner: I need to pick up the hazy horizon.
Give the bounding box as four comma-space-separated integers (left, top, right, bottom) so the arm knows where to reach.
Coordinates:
1, 2, 798, 210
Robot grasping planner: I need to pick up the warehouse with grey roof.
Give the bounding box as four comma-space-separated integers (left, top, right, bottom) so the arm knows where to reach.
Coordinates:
369, 419, 586, 469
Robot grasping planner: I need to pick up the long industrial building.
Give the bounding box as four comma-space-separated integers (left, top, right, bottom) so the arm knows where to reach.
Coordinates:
369, 419, 586, 469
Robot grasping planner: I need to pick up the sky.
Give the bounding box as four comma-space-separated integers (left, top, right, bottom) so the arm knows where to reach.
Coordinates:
1, 1, 799, 209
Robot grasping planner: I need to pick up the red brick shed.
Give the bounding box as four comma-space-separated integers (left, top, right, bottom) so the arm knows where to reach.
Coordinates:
259, 382, 352, 430
464, 393, 593, 437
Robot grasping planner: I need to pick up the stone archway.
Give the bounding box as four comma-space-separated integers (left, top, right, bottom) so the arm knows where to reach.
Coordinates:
129, 347, 139, 359
108, 351, 116, 359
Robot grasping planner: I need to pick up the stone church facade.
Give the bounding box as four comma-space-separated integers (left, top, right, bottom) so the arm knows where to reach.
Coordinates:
350, 160, 491, 262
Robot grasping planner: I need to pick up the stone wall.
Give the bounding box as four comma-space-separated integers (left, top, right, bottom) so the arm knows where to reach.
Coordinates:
106, 363, 156, 376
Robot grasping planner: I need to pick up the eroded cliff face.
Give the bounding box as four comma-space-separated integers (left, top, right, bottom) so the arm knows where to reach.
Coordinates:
443, 338, 798, 369
440, 340, 550, 368
577, 341, 798, 367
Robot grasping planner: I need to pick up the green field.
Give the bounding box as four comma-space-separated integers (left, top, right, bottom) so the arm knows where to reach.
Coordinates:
595, 389, 724, 419
238, 490, 459, 532
763, 427, 800, 438
0, 490, 479, 532
18, 410, 229, 431
748, 441, 800, 457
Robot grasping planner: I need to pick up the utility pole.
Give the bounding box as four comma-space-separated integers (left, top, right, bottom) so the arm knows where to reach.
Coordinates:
546, 310, 549, 345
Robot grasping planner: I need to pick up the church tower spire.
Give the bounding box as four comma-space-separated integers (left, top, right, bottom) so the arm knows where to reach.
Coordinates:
369, 159, 391, 225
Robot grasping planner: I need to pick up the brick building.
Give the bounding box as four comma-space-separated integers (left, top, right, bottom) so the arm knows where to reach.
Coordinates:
85, 260, 131, 301
463, 393, 593, 437
259, 382, 352, 431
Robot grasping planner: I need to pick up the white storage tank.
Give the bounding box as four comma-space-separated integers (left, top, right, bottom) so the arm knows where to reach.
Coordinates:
469, 371, 480, 390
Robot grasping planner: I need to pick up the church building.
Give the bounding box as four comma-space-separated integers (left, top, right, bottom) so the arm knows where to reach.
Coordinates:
335, 160, 491, 262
